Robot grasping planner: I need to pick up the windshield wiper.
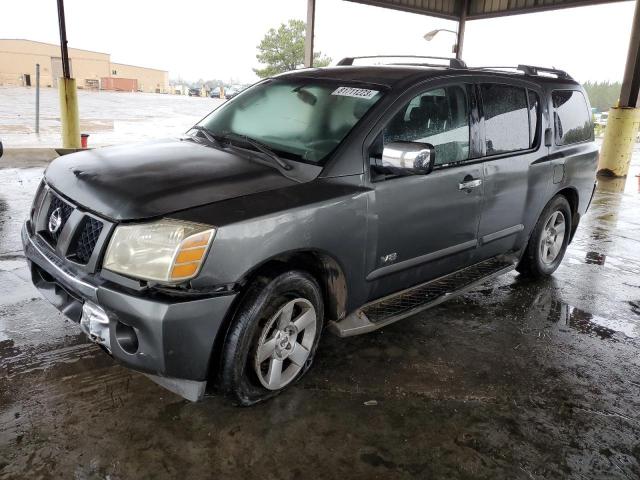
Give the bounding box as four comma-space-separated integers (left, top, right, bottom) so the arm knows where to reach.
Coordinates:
219, 132, 293, 171
189, 125, 219, 145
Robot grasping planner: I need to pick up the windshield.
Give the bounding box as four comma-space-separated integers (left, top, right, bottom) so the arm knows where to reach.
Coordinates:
198, 79, 384, 164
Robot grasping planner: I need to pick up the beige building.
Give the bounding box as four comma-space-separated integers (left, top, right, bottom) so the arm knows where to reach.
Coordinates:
0, 39, 168, 93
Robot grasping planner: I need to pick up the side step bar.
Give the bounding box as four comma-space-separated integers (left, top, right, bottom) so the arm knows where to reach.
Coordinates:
329, 255, 518, 337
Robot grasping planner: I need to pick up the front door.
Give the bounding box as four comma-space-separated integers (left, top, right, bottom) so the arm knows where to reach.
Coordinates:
366, 83, 484, 300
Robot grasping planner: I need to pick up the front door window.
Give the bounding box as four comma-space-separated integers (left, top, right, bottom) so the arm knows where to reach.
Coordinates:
382, 85, 470, 166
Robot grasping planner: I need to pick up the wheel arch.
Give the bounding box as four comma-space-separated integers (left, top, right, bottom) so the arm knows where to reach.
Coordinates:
554, 186, 580, 241
234, 249, 349, 323
206, 248, 349, 382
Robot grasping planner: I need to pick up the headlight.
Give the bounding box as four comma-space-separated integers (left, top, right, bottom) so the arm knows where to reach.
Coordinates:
103, 219, 216, 283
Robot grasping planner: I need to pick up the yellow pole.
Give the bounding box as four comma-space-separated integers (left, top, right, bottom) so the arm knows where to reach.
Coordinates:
597, 106, 640, 177
58, 77, 81, 149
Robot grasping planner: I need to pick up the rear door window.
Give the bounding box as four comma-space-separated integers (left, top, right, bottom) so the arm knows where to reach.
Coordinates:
480, 84, 530, 155
552, 90, 593, 145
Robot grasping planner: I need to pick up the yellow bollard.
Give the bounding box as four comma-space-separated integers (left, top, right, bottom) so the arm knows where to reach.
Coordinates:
597, 106, 640, 177
58, 77, 81, 149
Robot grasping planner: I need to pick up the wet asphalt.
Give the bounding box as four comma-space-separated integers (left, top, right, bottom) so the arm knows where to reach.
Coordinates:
1, 158, 640, 479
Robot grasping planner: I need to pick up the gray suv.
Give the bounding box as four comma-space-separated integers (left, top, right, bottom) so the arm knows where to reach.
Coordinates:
22, 57, 598, 405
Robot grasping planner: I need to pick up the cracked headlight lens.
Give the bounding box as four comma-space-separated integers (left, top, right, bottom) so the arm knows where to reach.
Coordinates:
103, 219, 215, 283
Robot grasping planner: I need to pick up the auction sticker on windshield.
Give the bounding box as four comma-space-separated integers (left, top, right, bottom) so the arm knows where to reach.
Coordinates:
332, 87, 379, 99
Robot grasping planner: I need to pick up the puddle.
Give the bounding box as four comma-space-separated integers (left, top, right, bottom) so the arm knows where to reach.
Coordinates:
585, 251, 607, 266
545, 300, 639, 340
567, 248, 640, 274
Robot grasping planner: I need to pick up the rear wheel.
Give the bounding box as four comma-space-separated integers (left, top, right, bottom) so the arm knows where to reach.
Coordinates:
220, 270, 324, 406
517, 195, 572, 278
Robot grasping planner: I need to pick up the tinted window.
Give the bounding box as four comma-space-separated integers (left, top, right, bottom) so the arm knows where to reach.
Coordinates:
480, 84, 529, 155
528, 90, 540, 148
383, 85, 469, 166
552, 90, 592, 145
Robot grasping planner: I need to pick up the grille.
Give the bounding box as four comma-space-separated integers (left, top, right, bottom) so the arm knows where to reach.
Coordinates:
70, 217, 104, 264
30, 181, 46, 226
45, 194, 74, 244
363, 257, 512, 323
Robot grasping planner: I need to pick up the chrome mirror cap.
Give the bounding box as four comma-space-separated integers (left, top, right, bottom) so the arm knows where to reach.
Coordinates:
381, 141, 435, 175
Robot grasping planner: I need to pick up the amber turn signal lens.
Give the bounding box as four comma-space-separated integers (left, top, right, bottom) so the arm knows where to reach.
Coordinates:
171, 263, 199, 279
169, 229, 215, 281
175, 247, 207, 264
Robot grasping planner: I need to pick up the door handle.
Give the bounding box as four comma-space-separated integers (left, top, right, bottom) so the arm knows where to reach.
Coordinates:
458, 179, 482, 190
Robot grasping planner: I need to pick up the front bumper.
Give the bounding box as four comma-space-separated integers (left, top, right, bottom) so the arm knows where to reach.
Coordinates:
22, 222, 237, 401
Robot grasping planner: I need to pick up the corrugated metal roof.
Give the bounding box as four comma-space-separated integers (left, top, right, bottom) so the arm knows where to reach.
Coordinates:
467, 0, 629, 19
347, 0, 629, 19
345, 0, 462, 20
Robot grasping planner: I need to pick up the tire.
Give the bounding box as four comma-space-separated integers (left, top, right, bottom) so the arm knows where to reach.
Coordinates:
517, 195, 572, 278
220, 270, 324, 406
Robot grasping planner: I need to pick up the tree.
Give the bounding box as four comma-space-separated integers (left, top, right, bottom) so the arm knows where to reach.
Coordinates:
254, 19, 331, 78
582, 81, 622, 112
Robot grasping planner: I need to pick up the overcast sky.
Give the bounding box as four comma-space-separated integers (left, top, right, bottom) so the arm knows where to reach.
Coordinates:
3, 0, 635, 84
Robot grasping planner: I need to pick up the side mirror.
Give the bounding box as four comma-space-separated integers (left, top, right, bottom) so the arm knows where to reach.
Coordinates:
0, 141, 3, 159
381, 141, 434, 175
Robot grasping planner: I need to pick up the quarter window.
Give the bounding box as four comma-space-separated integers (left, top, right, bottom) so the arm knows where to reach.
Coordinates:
382, 85, 470, 166
552, 90, 592, 145
480, 84, 530, 155
528, 90, 540, 148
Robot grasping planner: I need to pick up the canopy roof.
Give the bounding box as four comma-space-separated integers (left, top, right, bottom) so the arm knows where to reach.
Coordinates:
347, 0, 629, 20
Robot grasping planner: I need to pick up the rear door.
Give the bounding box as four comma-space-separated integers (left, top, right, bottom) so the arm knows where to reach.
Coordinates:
365, 81, 485, 300
475, 79, 552, 261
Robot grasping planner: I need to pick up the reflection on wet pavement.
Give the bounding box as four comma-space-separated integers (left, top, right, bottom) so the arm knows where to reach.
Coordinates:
548, 300, 637, 339
1, 154, 640, 478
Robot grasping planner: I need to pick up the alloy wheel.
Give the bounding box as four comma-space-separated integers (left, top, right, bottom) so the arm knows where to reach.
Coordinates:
254, 298, 317, 390
539, 210, 566, 264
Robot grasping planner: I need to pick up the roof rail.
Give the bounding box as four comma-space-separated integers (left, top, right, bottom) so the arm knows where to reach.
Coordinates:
516, 64, 572, 80
336, 55, 467, 69
468, 64, 573, 79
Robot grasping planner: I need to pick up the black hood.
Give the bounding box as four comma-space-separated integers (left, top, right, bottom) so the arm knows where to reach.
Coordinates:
44, 139, 301, 221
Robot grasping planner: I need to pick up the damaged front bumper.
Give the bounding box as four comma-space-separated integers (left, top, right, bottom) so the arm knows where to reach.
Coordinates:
21, 221, 237, 401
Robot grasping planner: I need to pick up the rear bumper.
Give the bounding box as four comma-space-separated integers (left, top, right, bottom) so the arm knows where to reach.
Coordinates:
22, 222, 237, 400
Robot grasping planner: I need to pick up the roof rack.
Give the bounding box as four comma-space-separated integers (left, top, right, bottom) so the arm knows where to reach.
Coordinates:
517, 64, 572, 80
336, 55, 467, 69
469, 65, 573, 80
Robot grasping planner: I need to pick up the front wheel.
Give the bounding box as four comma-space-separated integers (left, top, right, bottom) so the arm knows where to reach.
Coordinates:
220, 270, 324, 406
517, 195, 572, 278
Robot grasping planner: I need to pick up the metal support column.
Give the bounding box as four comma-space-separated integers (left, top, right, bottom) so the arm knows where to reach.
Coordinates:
304, 0, 316, 68
598, 0, 640, 177
620, 0, 640, 108
56, 0, 81, 149
35, 64, 40, 134
456, 0, 468, 60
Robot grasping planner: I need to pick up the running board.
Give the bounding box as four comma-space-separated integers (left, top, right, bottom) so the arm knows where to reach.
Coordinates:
329, 255, 518, 337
